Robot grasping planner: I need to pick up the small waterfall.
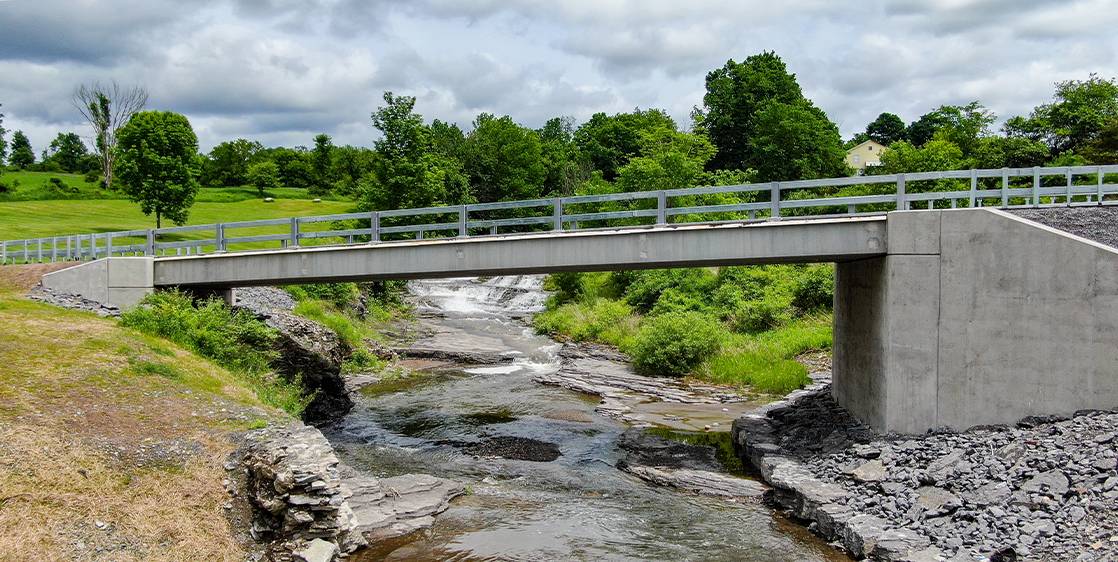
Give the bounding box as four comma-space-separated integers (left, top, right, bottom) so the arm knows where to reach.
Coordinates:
407, 275, 548, 317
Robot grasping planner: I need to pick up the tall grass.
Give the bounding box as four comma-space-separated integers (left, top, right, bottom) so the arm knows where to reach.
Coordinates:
120, 291, 311, 415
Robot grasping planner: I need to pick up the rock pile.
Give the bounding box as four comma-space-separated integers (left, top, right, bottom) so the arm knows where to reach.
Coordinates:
733, 375, 1118, 562
27, 285, 120, 317
234, 423, 465, 561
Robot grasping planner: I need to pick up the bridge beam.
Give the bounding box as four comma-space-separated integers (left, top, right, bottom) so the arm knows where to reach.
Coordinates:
834, 209, 1118, 433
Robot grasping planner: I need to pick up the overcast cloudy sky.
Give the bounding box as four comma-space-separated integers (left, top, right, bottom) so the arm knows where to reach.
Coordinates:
2, 0, 1116, 152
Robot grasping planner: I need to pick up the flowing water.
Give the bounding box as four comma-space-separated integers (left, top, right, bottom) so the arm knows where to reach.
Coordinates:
325, 277, 845, 562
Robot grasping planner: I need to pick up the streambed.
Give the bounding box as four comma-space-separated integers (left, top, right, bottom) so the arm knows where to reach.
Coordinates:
323, 277, 845, 561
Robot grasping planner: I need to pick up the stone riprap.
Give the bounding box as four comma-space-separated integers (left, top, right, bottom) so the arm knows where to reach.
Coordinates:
234, 423, 464, 561
27, 285, 121, 316
732, 375, 1118, 561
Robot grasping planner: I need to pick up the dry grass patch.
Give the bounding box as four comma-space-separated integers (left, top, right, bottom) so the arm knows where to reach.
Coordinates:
0, 279, 289, 560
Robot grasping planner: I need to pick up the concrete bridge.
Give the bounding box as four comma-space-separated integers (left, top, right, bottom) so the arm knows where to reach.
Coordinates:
16, 165, 1118, 435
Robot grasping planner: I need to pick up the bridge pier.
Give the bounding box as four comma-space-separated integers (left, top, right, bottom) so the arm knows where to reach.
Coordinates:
833, 209, 1118, 433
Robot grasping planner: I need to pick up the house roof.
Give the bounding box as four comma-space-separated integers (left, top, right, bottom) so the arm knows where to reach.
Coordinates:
846, 139, 888, 154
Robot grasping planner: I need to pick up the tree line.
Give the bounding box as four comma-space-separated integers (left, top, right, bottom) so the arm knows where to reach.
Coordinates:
1, 52, 1116, 228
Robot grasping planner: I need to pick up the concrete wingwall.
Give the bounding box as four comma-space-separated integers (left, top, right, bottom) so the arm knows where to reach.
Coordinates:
40, 257, 154, 310
834, 209, 1118, 433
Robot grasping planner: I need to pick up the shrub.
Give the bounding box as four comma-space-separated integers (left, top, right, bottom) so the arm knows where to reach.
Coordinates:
624, 268, 717, 313
791, 264, 834, 312
546, 271, 585, 304
83, 170, 100, 184
286, 283, 360, 309
630, 311, 725, 377
122, 291, 278, 374
121, 291, 309, 415
533, 298, 639, 348
730, 293, 793, 333
649, 287, 713, 316
701, 351, 809, 395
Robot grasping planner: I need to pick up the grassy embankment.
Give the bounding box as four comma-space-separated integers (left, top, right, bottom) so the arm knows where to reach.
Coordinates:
0, 265, 292, 561
533, 266, 833, 395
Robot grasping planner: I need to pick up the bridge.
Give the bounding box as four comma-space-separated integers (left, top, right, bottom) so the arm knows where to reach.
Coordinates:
9, 164, 1118, 435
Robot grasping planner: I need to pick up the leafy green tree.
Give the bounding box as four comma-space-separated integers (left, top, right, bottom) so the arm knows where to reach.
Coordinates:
697, 52, 804, 171
9, 130, 34, 169
1082, 118, 1118, 164
115, 111, 201, 228
747, 101, 848, 181
462, 113, 546, 202
865, 112, 906, 145
329, 145, 379, 196
538, 116, 587, 196
359, 92, 469, 211
430, 119, 466, 160
260, 147, 314, 188
203, 138, 263, 186
615, 126, 716, 192
0, 103, 7, 165
247, 160, 281, 196
1010, 75, 1118, 154
45, 132, 89, 172
876, 140, 964, 174
310, 133, 334, 195
574, 109, 676, 180
969, 136, 1049, 169
906, 102, 994, 154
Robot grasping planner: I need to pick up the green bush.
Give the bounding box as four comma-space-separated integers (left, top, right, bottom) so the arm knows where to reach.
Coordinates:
546, 271, 585, 304
649, 287, 713, 316
533, 298, 639, 348
624, 268, 717, 313
286, 283, 360, 309
121, 291, 309, 415
730, 293, 793, 333
630, 311, 725, 377
791, 264, 834, 312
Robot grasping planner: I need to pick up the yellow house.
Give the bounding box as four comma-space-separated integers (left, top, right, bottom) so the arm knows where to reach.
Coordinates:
845, 139, 887, 172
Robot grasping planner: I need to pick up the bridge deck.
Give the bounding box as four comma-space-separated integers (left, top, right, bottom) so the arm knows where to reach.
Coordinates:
153, 216, 887, 287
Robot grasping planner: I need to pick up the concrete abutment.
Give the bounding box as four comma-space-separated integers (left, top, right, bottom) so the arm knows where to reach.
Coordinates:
833, 208, 1118, 433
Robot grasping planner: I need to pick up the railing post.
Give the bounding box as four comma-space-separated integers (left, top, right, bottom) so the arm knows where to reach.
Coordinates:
1, 240, 6, 265
553, 197, 563, 231
216, 223, 226, 252
23, 239, 29, 264
458, 205, 467, 237
969, 168, 977, 208
656, 191, 667, 225
66, 236, 72, 260
106, 233, 113, 258
49, 237, 56, 262
1032, 166, 1041, 206
769, 182, 781, 220
370, 212, 380, 243
37, 239, 43, 263
289, 217, 300, 248
1065, 168, 1073, 205
896, 175, 906, 211
1099, 166, 1105, 205
416, 230, 424, 241
145, 229, 155, 256
1001, 168, 1009, 207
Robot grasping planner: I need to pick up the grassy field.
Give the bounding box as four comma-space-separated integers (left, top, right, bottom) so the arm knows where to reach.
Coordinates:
0, 172, 354, 240
0, 265, 283, 560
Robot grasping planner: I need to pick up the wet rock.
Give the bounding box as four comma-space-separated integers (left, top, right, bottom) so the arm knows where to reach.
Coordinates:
391, 346, 516, 365
293, 538, 337, 562
463, 436, 561, 462
345, 473, 465, 541
616, 429, 721, 471
619, 465, 765, 499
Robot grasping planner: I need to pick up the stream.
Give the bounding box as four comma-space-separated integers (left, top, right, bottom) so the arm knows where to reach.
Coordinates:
324, 276, 845, 562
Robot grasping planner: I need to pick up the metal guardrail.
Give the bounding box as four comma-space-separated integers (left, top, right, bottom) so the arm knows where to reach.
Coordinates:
4, 164, 1118, 264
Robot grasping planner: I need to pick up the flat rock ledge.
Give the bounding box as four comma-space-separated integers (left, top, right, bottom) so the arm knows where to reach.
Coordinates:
534, 344, 747, 424
732, 373, 1118, 562
616, 429, 766, 500
233, 423, 463, 562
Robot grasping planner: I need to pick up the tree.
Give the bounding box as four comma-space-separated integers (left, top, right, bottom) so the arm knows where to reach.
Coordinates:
1012, 75, 1118, 154
461, 113, 546, 202
310, 133, 334, 195
876, 140, 964, 174
697, 52, 804, 171
115, 111, 201, 228
1082, 118, 1118, 164
9, 130, 34, 169
615, 126, 716, 192
247, 160, 281, 196
203, 138, 263, 186
864, 112, 906, 145
73, 81, 148, 189
906, 102, 994, 154
970, 136, 1049, 169
574, 109, 676, 180
746, 101, 849, 181
0, 103, 6, 165
359, 92, 469, 211
538, 116, 587, 196
329, 145, 379, 196
45, 132, 89, 172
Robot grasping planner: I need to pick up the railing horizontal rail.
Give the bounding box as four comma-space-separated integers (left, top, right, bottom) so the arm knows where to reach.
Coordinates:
6, 164, 1118, 264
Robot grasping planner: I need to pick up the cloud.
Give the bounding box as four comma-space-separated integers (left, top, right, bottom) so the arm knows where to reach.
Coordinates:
0, 0, 1115, 152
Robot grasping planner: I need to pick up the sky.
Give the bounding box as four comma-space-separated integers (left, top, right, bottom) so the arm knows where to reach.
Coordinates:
1, 0, 1116, 153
